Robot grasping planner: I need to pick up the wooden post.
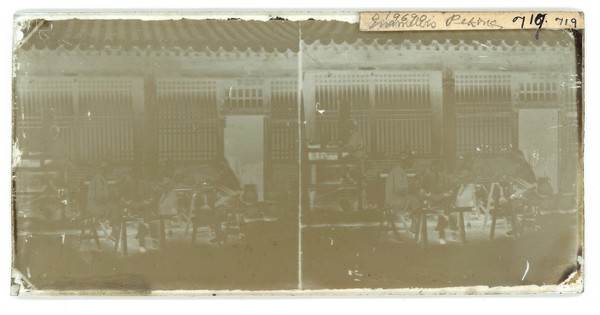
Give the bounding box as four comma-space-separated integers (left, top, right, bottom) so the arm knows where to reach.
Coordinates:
113, 219, 121, 252
121, 220, 128, 256
159, 217, 166, 249
264, 118, 272, 200
420, 213, 428, 246
429, 72, 443, 157
510, 73, 524, 151
132, 78, 146, 166
92, 218, 101, 250
459, 211, 466, 243
72, 78, 81, 163
368, 75, 377, 156
215, 79, 227, 159
442, 70, 456, 169
144, 75, 159, 176
490, 215, 497, 240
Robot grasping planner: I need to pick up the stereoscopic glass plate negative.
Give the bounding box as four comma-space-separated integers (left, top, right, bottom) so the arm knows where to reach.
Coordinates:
11, 11, 584, 295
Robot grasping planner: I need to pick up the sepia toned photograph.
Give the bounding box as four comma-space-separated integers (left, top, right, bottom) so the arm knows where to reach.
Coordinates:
298, 21, 582, 290
11, 12, 583, 295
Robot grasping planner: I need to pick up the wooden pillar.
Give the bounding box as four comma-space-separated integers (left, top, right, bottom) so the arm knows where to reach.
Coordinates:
132, 77, 146, 167
72, 78, 81, 163
263, 81, 272, 196
511, 72, 526, 151
429, 72, 443, 157
338, 99, 351, 143
144, 75, 159, 176
442, 70, 456, 169
263, 118, 272, 198
215, 79, 228, 159
368, 76, 377, 155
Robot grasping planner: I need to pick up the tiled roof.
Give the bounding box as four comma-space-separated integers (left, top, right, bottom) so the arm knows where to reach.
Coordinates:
17, 18, 575, 53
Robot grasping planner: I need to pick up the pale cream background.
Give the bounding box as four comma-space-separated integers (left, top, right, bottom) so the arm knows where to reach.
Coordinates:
2, 0, 598, 314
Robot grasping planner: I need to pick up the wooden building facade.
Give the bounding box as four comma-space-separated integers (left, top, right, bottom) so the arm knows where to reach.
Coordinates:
13, 19, 581, 202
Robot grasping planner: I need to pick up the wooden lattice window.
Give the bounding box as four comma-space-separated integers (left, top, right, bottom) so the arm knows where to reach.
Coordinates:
157, 80, 217, 119
373, 73, 431, 110
455, 73, 513, 154
372, 113, 433, 156
79, 79, 133, 117
270, 79, 298, 119
17, 79, 75, 118
269, 78, 298, 161
268, 120, 298, 161
16, 78, 135, 162
157, 79, 219, 161
315, 73, 370, 112
311, 72, 434, 156
226, 79, 264, 113
78, 79, 135, 161
519, 73, 559, 103
15, 78, 75, 155
455, 73, 512, 109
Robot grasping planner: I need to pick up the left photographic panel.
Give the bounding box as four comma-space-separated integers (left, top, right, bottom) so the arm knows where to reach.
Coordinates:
12, 15, 300, 293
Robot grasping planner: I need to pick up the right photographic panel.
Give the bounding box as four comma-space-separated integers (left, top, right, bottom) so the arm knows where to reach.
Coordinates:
298, 19, 583, 291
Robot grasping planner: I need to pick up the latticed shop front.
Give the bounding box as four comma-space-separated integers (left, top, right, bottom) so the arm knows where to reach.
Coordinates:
14, 19, 580, 210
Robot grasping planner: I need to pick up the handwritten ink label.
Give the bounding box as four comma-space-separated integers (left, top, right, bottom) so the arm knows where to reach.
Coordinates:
360, 11, 583, 32
369, 13, 437, 30
445, 14, 503, 29
512, 13, 547, 39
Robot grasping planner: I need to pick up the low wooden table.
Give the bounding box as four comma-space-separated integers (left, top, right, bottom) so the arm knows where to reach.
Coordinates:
113, 214, 173, 256
413, 206, 470, 246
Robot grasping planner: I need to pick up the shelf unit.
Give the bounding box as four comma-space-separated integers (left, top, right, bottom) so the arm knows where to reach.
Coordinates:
306, 147, 365, 212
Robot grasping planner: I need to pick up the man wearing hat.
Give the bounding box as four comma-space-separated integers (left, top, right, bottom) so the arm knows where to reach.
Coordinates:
86, 161, 111, 219
345, 119, 365, 160
421, 159, 459, 245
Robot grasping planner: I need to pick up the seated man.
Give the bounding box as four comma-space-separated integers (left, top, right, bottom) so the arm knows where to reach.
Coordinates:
116, 167, 158, 252
343, 119, 366, 186
345, 119, 365, 161
384, 158, 419, 235
86, 163, 111, 219
212, 158, 242, 209
194, 157, 242, 245
421, 160, 458, 245
502, 150, 539, 236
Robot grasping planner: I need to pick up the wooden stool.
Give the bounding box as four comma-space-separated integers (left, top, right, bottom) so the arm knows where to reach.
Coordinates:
114, 216, 170, 256
449, 207, 470, 243
379, 208, 410, 238
113, 217, 130, 256
489, 208, 518, 240
79, 216, 101, 250
414, 208, 436, 246
414, 208, 469, 245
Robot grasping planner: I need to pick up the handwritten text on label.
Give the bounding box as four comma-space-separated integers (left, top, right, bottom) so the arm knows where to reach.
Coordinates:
360, 12, 583, 32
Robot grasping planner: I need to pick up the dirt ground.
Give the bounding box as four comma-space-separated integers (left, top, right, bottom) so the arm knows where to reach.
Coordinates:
12, 211, 580, 292
302, 212, 581, 289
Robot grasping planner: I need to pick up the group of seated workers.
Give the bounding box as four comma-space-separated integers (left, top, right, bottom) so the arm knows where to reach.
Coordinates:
192, 157, 243, 245
84, 157, 242, 252
384, 157, 457, 244
384, 151, 539, 244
